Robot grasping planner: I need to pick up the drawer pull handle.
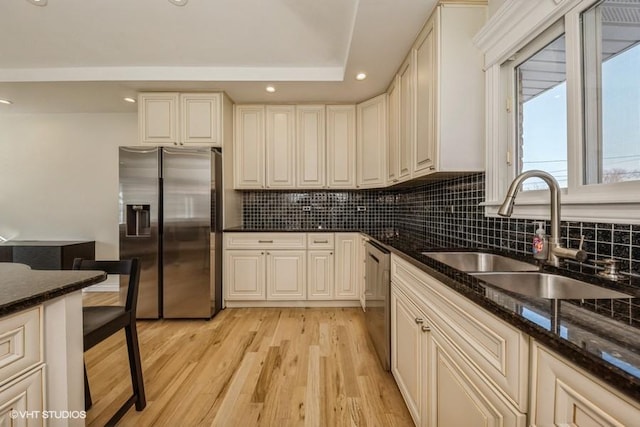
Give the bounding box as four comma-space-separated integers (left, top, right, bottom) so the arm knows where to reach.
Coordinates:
314, 240, 329, 244
258, 240, 274, 243
421, 325, 431, 332
415, 318, 424, 324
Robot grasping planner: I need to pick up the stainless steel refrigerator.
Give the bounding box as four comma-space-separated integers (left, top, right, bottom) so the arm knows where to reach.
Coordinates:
118, 146, 222, 319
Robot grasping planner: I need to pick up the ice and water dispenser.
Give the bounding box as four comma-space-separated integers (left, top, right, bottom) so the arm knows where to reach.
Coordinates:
126, 204, 151, 237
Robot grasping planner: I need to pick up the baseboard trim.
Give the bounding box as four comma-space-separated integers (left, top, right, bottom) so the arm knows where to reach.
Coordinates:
224, 300, 362, 308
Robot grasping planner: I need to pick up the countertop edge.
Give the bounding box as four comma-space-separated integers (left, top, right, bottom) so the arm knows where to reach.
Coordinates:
0, 271, 107, 317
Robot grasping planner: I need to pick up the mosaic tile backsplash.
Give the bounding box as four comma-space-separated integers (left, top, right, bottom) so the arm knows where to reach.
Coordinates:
242, 173, 640, 278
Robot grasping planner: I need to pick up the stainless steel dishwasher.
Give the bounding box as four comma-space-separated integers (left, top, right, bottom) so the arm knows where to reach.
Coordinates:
364, 239, 391, 371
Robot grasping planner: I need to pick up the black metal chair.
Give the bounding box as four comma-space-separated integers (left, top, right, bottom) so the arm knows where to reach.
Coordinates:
73, 258, 146, 426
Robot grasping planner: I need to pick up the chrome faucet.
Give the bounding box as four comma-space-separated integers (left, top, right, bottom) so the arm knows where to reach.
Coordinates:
498, 170, 587, 267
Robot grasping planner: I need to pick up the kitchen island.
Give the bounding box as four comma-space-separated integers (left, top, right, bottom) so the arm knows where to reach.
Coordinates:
0, 263, 106, 427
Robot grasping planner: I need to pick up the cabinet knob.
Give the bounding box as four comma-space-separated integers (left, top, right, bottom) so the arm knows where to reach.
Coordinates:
266, 252, 270, 255
179, 142, 184, 146
330, 252, 333, 255
261, 252, 264, 255
173, 142, 178, 146
414, 317, 424, 324
421, 325, 431, 332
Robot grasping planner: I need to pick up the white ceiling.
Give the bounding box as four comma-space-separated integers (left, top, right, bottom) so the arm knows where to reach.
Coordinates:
0, 0, 437, 113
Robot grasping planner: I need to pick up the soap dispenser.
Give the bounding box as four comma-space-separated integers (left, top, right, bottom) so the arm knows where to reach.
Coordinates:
532, 222, 548, 260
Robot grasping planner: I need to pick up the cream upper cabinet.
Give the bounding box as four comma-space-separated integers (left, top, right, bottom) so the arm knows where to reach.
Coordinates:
180, 93, 222, 145
398, 55, 414, 181
234, 104, 356, 189
296, 105, 326, 189
530, 341, 640, 427
413, 17, 436, 175
422, 4, 485, 175
139, 93, 180, 145
139, 92, 222, 146
234, 105, 265, 189
357, 94, 387, 189
387, 77, 400, 184
326, 105, 357, 188
266, 105, 296, 189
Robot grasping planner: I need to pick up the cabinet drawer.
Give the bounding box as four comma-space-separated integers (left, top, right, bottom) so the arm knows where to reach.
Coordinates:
0, 307, 42, 387
225, 233, 306, 250
392, 256, 529, 412
0, 366, 44, 426
307, 233, 334, 249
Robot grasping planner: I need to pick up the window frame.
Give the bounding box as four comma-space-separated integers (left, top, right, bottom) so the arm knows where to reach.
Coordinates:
475, 0, 640, 224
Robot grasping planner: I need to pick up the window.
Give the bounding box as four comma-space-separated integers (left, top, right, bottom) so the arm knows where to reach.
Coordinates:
477, 0, 640, 222
515, 34, 568, 191
582, 0, 640, 185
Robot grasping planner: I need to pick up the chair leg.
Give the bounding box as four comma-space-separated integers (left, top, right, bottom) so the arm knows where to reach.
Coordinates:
125, 321, 146, 411
84, 363, 93, 411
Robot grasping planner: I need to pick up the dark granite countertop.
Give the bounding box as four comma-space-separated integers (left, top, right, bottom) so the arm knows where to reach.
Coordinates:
0, 240, 94, 247
0, 263, 107, 316
367, 236, 640, 403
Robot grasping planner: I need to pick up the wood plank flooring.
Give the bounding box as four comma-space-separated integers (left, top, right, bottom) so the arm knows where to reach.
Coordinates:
82, 293, 413, 427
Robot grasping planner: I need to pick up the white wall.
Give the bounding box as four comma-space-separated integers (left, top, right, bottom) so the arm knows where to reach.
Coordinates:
0, 113, 137, 260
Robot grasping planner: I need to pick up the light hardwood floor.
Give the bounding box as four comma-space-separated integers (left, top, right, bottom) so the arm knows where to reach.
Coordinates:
82, 293, 413, 426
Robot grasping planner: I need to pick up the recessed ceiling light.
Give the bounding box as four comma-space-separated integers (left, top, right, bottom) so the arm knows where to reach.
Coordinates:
356, 73, 367, 81
27, 0, 47, 6
123, 97, 137, 103
168, 0, 188, 5
266, 86, 276, 93
0, 99, 13, 105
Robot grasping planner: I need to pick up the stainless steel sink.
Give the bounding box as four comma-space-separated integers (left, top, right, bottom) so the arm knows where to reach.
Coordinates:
422, 252, 539, 272
471, 272, 633, 299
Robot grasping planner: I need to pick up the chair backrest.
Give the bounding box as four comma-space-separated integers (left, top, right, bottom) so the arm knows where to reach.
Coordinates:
72, 258, 141, 313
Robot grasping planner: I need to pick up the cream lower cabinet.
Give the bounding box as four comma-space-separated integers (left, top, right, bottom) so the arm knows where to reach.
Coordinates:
391, 255, 527, 427
266, 251, 306, 300
530, 341, 640, 427
391, 286, 427, 425
224, 250, 267, 300
224, 232, 363, 305
307, 250, 334, 300
225, 249, 305, 301
334, 233, 360, 300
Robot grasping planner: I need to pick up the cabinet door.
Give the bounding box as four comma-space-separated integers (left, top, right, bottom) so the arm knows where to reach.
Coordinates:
391, 287, 425, 426
266, 250, 306, 300
139, 93, 179, 145
266, 105, 296, 188
530, 342, 640, 427
0, 367, 44, 427
387, 78, 400, 184
224, 250, 266, 300
356, 94, 387, 188
234, 105, 265, 189
427, 328, 526, 427
413, 17, 436, 176
398, 55, 415, 181
180, 93, 221, 145
297, 105, 326, 188
334, 233, 359, 299
307, 250, 334, 300
326, 105, 356, 188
